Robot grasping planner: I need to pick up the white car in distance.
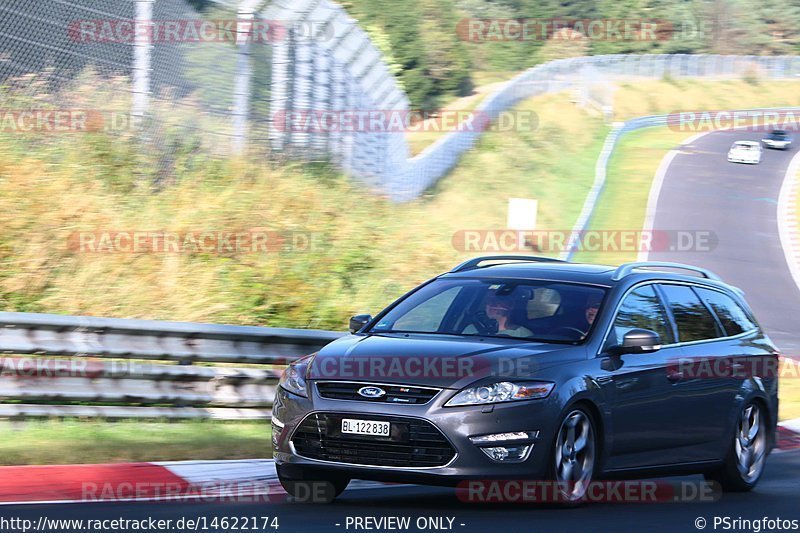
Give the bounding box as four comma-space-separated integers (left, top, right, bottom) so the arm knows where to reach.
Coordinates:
727, 141, 762, 164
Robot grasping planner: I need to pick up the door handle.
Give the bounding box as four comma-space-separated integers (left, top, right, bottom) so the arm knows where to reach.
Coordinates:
666, 370, 684, 383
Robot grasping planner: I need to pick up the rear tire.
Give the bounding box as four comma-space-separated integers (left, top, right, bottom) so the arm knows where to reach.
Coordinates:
277, 464, 350, 503
705, 401, 768, 492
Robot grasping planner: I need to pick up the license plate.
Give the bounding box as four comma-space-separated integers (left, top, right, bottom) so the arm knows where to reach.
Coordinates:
341, 418, 391, 437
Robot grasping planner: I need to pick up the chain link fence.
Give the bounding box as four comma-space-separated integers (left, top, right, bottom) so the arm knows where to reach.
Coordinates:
0, 0, 246, 160
1, 2, 799, 200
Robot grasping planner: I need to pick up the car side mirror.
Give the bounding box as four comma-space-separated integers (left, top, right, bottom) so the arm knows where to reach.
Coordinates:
349, 314, 372, 334
609, 328, 661, 355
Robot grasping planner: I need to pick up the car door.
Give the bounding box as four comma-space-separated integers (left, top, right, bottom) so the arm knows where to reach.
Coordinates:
656, 283, 730, 461
598, 283, 685, 470
691, 287, 775, 453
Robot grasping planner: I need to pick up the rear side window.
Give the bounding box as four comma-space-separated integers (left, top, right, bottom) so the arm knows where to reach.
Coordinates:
608, 285, 674, 347
695, 288, 757, 336
659, 285, 720, 342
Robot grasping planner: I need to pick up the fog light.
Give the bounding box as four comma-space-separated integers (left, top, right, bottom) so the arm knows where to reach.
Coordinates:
271, 418, 285, 449
470, 431, 539, 445
480, 445, 532, 462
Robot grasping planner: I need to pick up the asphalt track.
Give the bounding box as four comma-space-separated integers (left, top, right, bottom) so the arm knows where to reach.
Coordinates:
4, 130, 800, 532
1, 451, 797, 532
647, 129, 800, 354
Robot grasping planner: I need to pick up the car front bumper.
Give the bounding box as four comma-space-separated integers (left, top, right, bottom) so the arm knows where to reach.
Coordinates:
271, 384, 561, 485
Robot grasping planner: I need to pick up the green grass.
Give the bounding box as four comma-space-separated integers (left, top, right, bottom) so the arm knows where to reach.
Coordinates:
780, 372, 800, 422
0, 420, 271, 466
0, 89, 608, 328
572, 128, 694, 265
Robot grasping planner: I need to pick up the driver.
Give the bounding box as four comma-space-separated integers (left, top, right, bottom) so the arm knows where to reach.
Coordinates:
464, 294, 533, 338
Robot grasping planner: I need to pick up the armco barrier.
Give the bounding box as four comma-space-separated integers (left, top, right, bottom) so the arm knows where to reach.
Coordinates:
390, 55, 800, 202
0, 312, 344, 420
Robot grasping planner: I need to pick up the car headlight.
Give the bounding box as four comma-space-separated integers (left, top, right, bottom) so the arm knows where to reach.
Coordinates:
279, 354, 314, 397
445, 381, 554, 407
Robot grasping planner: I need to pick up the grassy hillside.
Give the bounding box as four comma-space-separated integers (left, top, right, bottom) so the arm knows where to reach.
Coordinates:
3, 79, 800, 329
0, 90, 606, 329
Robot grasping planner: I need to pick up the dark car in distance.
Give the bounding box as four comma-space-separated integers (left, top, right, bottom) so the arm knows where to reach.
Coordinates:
272, 257, 779, 503
762, 129, 793, 150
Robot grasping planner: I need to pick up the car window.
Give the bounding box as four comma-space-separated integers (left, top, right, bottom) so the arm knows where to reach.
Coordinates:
695, 288, 757, 337
607, 285, 674, 348
659, 284, 720, 342
370, 278, 607, 343
526, 287, 562, 319
392, 286, 462, 332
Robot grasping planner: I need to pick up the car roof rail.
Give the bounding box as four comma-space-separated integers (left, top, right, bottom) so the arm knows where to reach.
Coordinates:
612, 261, 722, 282
450, 255, 567, 273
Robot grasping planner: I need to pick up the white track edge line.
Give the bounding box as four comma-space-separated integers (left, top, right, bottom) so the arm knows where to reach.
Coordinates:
777, 149, 800, 297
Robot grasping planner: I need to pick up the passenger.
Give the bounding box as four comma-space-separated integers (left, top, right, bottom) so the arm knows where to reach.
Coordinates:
584, 296, 601, 328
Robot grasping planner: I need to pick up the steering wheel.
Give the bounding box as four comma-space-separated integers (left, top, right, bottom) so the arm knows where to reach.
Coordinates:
551, 326, 586, 340
468, 311, 498, 335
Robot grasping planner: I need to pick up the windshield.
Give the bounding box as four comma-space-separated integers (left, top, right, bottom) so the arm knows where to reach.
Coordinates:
369, 278, 607, 343
733, 142, 756, 150
770, 131, 789, 139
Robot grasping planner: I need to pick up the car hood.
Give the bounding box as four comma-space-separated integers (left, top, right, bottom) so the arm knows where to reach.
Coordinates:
307, 333, 584, 389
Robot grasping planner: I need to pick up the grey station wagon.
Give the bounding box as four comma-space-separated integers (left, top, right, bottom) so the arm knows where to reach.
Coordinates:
272, 257, 779, 503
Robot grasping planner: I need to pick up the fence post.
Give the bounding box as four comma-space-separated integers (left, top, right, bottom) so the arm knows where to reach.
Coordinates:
132, 0, 154, 129
232, 0, 259, 154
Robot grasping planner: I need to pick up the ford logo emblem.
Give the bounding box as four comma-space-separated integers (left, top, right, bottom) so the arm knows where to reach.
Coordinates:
357, 386, 386, 399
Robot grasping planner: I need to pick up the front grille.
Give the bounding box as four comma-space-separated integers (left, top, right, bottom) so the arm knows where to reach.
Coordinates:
291, 413, 456, 468
316, 382, 440, 405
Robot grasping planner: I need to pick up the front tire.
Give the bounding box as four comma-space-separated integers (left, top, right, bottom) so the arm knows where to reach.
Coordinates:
549, 407, 597, 504
277, 464, 350, 503
705, 401, 768, 492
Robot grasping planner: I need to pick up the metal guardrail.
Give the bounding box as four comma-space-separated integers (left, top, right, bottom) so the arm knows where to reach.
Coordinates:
391, 54, 800, 201
0, 312, 344, 420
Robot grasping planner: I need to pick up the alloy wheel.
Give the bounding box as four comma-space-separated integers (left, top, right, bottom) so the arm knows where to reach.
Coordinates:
554, 409, 595, 502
